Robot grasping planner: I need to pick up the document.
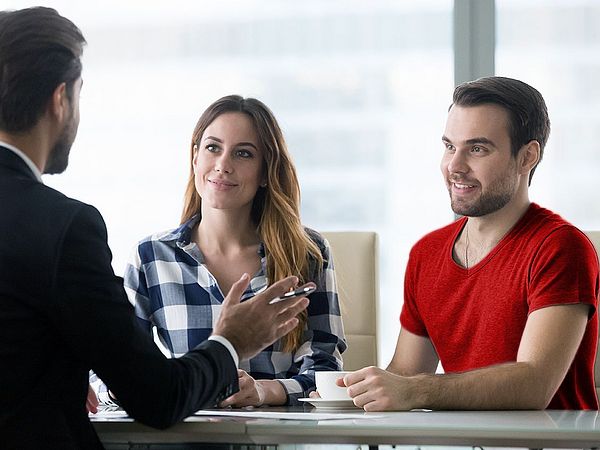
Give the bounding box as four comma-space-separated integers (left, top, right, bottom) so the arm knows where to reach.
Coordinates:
194, 409, 383, 421
89, 407, 129, 420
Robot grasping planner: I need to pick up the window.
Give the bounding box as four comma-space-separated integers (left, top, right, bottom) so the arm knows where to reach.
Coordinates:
10, 0, 452, 363
497, 0, 600, 230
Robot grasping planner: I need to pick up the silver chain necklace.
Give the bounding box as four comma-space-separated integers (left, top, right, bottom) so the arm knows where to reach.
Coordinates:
465, 222, 469, 269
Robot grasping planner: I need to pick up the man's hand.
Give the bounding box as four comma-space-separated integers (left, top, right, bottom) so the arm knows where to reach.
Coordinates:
342, 366, 416, 411
214, 274, 312, 361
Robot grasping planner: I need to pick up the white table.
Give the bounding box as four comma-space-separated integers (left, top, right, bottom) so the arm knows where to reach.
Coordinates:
92, 408, 600, 448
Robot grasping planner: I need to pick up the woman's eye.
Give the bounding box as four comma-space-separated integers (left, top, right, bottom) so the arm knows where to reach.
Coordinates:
472, 146, 482, 153
236, 149, 253, 158
205, 144, 219, 153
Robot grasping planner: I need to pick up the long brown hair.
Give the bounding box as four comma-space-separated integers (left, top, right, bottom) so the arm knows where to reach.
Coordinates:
182, 95, 322, 352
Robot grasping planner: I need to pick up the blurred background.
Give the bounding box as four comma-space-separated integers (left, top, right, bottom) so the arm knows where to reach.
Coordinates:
6, 0, 600, 364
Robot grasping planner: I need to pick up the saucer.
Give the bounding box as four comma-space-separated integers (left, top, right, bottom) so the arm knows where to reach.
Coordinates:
299, 398, 358, 410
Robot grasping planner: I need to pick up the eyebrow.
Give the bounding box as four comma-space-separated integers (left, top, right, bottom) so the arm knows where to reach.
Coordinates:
203, 136, 258, 149
441, 135, 497, 148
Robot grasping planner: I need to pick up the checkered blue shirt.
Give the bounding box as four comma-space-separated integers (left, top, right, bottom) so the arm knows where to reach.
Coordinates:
119, 216, 346, 405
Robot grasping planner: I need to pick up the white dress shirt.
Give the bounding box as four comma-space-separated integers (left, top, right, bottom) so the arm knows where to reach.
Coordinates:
0, 140, 43, 182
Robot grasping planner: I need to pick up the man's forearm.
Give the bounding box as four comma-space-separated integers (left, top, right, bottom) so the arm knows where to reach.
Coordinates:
409, 361, 554, 410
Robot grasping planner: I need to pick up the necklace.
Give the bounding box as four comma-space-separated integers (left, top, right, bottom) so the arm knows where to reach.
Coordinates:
465, 222, 469, 269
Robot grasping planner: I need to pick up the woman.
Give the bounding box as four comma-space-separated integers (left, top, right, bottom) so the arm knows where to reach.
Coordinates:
123, 95, 346, 406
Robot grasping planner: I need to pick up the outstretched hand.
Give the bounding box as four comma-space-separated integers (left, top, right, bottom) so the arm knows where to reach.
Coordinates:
214, 274, 312, 361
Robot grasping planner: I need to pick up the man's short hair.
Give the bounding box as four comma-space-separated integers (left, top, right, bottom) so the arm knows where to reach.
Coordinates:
452, 76, 551, 184
0, 7, 86, 132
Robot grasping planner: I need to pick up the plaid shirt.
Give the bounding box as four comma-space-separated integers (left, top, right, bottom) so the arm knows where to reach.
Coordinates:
119, 215, 346, 405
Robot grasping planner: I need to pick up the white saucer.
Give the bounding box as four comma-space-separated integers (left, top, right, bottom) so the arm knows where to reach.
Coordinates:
299, 398, 358, 410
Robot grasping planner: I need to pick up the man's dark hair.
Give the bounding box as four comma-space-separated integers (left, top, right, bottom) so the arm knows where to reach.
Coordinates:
452, 76, 551, 184
0, 7, 86, 132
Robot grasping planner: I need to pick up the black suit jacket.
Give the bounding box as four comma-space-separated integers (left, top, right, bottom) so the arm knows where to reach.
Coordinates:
0, 147, 238, 449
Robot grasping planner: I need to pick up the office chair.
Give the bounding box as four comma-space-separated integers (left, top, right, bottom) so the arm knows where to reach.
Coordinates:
322, 231, 379, 370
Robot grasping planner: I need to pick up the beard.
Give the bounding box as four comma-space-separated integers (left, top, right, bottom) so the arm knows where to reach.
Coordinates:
448, 168, 518, 218
44, 109, 78, 175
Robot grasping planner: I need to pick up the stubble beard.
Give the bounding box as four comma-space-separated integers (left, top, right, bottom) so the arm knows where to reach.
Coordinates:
449, 170, 518, 218
44, 111, 77, 175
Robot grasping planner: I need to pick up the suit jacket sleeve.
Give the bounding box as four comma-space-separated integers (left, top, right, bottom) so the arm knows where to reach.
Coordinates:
50, 204, 238, 428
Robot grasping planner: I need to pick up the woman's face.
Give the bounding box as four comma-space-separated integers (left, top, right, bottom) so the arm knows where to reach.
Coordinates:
193, 112, 265, 213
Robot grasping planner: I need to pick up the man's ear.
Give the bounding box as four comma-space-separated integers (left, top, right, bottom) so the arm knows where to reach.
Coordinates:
48, 82, 69, 122
519, 140, 540, 175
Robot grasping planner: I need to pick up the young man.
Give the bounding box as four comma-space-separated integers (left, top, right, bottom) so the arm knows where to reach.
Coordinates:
0, 7, 309, 449
343, 76, 599, 411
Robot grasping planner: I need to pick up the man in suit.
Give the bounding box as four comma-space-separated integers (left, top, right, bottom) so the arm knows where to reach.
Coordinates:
0, 7, 310, 449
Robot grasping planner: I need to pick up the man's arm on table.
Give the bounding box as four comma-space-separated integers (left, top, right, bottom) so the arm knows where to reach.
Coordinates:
344, 303, 590, 411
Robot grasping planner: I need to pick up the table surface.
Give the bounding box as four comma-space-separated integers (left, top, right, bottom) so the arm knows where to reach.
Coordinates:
92, 407, 600, 448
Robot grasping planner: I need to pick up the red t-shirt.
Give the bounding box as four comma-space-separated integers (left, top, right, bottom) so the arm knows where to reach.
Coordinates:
400, 203, 599, 409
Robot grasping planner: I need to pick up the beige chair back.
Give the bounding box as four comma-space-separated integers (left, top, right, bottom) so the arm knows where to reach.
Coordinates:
322, 231, 378, 371
585, 231, 600, 402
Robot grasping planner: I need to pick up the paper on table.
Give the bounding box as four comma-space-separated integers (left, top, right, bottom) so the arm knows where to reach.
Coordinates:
194, 409, 382, 421
89, 409, 129, 420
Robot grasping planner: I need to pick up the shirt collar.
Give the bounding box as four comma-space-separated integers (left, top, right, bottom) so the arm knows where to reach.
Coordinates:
0, 141, 43, 183
157, 215, 200, 247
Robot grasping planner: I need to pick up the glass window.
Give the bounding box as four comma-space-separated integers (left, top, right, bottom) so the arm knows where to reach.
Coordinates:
8, 0, 453, 363
497, 0, 600, 230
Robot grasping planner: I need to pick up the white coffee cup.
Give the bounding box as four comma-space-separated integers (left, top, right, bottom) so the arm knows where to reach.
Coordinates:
315, 371, 352, 400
